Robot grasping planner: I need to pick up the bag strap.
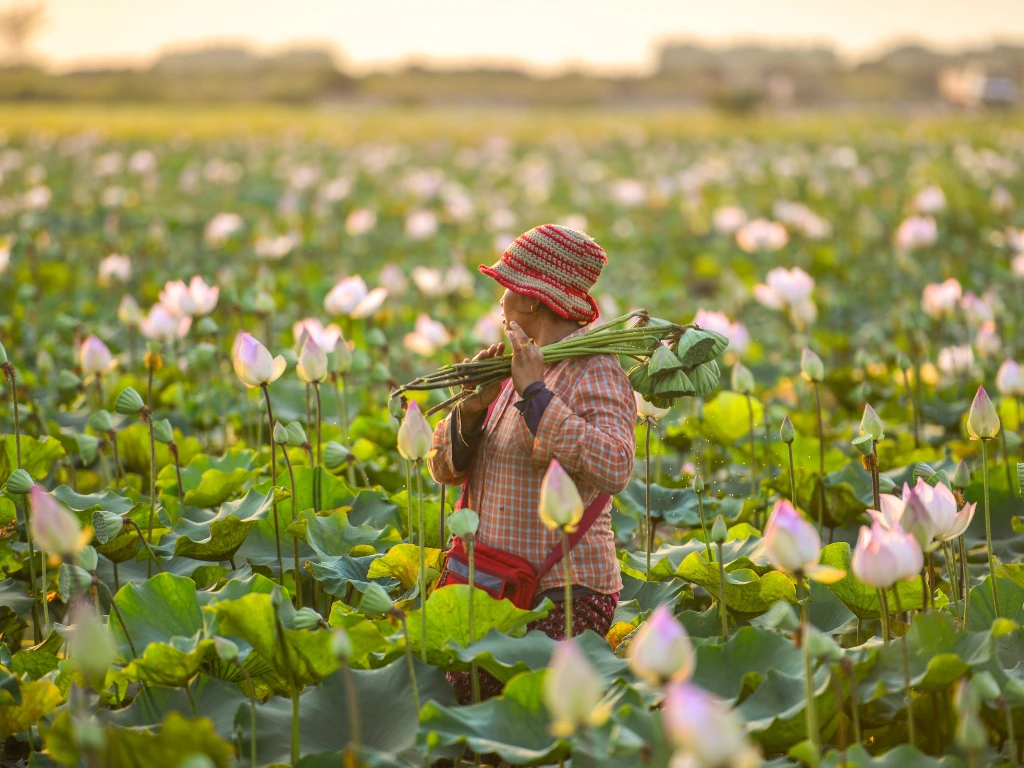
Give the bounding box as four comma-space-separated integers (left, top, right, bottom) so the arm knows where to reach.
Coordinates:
536, 493, 610, 581
454, 378, 512, 511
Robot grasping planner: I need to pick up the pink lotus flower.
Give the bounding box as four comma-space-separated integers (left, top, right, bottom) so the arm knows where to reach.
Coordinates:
232, 332, 286, 389
996, 359, 1024, 397
762, 500, 844, 582
345, 208, 377, 236
324, 276, 387, 318
30, 486, 88, 555
960, 291, 994, 326
539, 460, 583, 532
851, 522, 923, 589
912, 185, 947, 214
920, 278, 962, 319
711, 205, 747, 235
79, 335, 116, 378
254, 231, 300, 260
204, 212, 244, 247
693, 309, 750, 357
140, 303, 191, 342
894, 215, 937, 250
753, 267, 816, 328
98, 254, 131, 286
296, 335, 328, 384
159, 280, 198, 317
403, 314, 451, 357
187, 276, 219, 316
378, 263, 409, 295
628, 604, 694, 684
974, 321, 1001, 359
292, 318, 342, 355
405, 210, 439, 240
736, 218, 788, 253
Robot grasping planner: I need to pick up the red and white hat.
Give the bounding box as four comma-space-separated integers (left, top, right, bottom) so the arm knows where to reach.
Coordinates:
480, 224, 607, 324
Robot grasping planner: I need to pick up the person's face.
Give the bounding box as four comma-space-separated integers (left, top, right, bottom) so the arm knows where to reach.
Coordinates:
499, 288, 542, 335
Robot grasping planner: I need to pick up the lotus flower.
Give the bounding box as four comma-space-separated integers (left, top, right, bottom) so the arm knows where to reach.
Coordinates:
996, 360, 1024, 397
396, 400, 433, 461
921, 278, 962, 319
159, 280, 197, 317
636, 392, 670, 421
345, 208, 377, 236
405, 210, 439, 240
967, 386, 1000, 440
140, 303, 192, 342
292, 318, 342, 354
187, 276, 219, 316
378, 263, 409, 295
973, 321, 1001, 359
30, 486, 88, 555
544, 639, 610, 737
894, 215, 937, 250
470, 310, 505, 346
232, 332, 286, 389
204, 212, 244, 246
753, 267, 816, 328
628, 604, 695, 684
736, 218, 788, 253
296, 335, 328, 384
692, 309, 749, 357
324, 276, 368, 315
117, 295, 142, 327
961, 292, 994, 327
662, 682, 760, 767
851, 522, 923, 589
762, 500, 844, 582
79, 335, 116, 378
912, 185, 947, 214
711, 205, 748, 235
539, 460, 584, 532
254, 231, 300, 260
937, 346, 974, 378
866, 493, 908, 530
98, 254, 131, 285
411, 266, 444, 297
404, 314, 452, 357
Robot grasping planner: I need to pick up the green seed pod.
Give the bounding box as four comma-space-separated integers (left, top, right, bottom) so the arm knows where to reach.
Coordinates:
331, 628, 353, 662
89, 410, 114, 433
59, 563, 93, 601
447, 508, 480, 539
92, 509, 126, 544
710, 516, 728, 544
152, 419, 174, 444
76, 433, 100, 464
388, 392, 405, 421
75, 546, 99, 573
115, 387, 145, 415
912, 462, 935, 483
701, 329, 730, 361
366, 328, 387, 349
780, 416, 796, 444
189, 342, 218, 370
5, 468, 34, 495
273, 421, 289, 445
324, 441, 350, 469
674, 329, 717, 368
196, 316, 220, 337
648, 344, 684, 379
359, 582, 395, 615
214, 636, 240, 662
292, 607, 324, 631
370, 362, 391, 383
57, 369, 82, 391
927, 469, 951, 489
878, 475, 897, 494
285, 421, 308, 447
851, 434, 874, 457
953, 459, 972, 490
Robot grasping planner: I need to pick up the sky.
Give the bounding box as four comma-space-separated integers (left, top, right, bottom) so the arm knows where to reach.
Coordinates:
25, 0, 1024, 73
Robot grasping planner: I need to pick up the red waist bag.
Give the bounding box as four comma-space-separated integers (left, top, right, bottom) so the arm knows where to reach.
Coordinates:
437, 380, 609, 610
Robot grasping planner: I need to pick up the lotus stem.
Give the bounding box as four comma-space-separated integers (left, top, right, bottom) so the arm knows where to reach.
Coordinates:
338, 374, 355, 486
261, 383, 284, 582
1004, 697, 1018, 767
314, 383, 323, 512
959, 534, 970, 628
644, 419, 652, 579
272, 611, 301, 765
901, 363, 920, 449
695, 487, 712, 560
468, 537, 480, 704
233, 660, 257, 768
787, 441, 796, 508
417, 463, 427, 662
982, 438, 999, 618
96, 579, 138, 659
944, 541, 962, 627
126, 518, 164, 574
716, 540, 728, 638
1001, 424, 1015, 493
799, 582, 819, 752
109, 429, 122, 484
39, 548, 49, 635
877, 589, 891, 644
562, 529, 572, 640
341, 662, 361, 761
7, 365, 21, 469
892, 589, 916, 746
405, 459, 414, 543
146, 412, 157, 579
870, 445, 881, 513
746, 393, 758, 525
813, 382, 826, 535
401, 615, 421, 713
18, 493, 41, 643
281, 446, 301, 609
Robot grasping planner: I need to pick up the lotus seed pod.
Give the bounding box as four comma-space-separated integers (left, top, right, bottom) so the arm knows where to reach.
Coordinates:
780, 416, 795, 444
75, 546, 99, 573
5, 468, 33, 495
292, 607, 323, 631
92, 509, 126, 544
370, 361, 391, 383
214, 636, 239, 662
913, 462, 935, 483
648, 344, 684, 379
76, 433, 100, 464
331, 628, 353, 662
59, 564, 93, 601
273, 421, 289, 445
324, 441, 350, 469
57, 369, 82, 391
285, 421, 307, 447
196, 316, 219, 337
952, 459, 972, 489
878, 475, 898, 494
189, 342, 218, 369
359, 582, 396, 615
730, 362, 754, 395
152, 419, 174, 444
710, 516, 728, 544
115, 387, 145, 415
927, 469, 951, 489
800, 348, 825, 383
860, 404, 884, 440
692, 475, 704, 493
365, 327, 387, 349
852, 434, 874, 457
387, 392, 405, 421
89, 410, 113, 433
447, 508, 480, 539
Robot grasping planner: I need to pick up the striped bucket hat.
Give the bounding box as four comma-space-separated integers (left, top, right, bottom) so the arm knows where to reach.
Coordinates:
480, 224, 607, 324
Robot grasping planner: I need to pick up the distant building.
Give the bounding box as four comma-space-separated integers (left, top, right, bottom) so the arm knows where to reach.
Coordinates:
939, 62, 1018, 107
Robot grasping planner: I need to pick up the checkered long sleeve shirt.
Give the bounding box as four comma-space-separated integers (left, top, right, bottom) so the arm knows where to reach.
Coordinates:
429, 343, 634, 594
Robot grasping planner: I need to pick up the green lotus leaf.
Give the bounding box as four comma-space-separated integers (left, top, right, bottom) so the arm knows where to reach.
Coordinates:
195, 570, 279, 606
690, 360, 721, 397
308, 554, 400, 597
172, 488, 275, 562
738, 666, 838, 753
628, 364, 653, 396
109, 572, 205, 661
327, 602, 398, 669
239, 657, 455, 766
701, 392, 764, 446
819, 543, 932, 619
115, 423, 202, 479
0, 435, 66, 485
255, 465, 355, 518
387, 488, 448, 547
122, 633, 216, 687
9, 631, 63, 680
674, 328, 717, 368
677, 550, 796, 615
618, 572, 688, 612
616, 478, 744, 531
968, 575, 1024, 630
691, 626, 805, 705
0, 578, 36, 616
0, 676, 62, 738
820, 744, 966, 768
366, 543, 444, 591
289, 507, 398, 560
156, 450, 258, 507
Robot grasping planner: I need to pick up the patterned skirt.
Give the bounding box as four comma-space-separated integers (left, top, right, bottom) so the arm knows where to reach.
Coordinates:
446, 592, 617, 705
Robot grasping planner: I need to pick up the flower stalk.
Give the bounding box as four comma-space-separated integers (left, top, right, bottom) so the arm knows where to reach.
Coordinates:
261, 383, 284, 581
892, 590, 917, 745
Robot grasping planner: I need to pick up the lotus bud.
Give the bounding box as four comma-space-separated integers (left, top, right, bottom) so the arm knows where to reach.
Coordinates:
780, 416, 795, 444
387, 392, 405, 421
233, 332, 286, 389
952, 459, 972, 489
967, 386, 1000, 440
270, 586, 284, 610
331, 628, 353, 662
57, 369, 82, 391
92, 509, 126, 544
196, 316, 219, 337
447, 508, 480, 539
30, 486, 87, 555
69, 606, 115, 680
59, 564, 93, 601
273, 421, 289, 445
692, 475, 704, 493
627, 604, 695, 685
860, 404, 884, 440
544, 639, 609, 737
118, 295, 142, 327
296, 335, 328, 384
115, 387, 145, 415
214, 636, 240, 662
292, 607, 324, 631
762, 500, 820, 574
5, 468, 34, 495
635, 392, 671, 422
801, 347, 825, 382
285, 421, 307, 447
333, 338, 353, 375
89, 410, 113, 433
75, 546, 98, 572
396, 400, 433, 461
710, 516, 728, 544
538, 459, 584, 532
366, 328, 387, 348
324, 441, 351, 469
730, 362, 754, 394
662, 682, 757, 766
851, 522, 923, 589
152, 419, 174, 444
359, 582, 396, 615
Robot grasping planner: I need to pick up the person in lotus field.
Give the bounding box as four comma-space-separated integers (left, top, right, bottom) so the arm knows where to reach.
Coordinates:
428, 224, 636, 704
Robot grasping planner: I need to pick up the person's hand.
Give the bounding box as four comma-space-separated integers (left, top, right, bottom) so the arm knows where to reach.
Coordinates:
459, 342, 506, 422
506, 321, 545, 396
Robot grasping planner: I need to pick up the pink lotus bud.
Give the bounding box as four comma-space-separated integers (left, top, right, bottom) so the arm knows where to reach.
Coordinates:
78, 335, 115, 377
628, 604, 695, 684
30, 486, 87, 555
396, 401, 433, 461
941, 501, 977, 542
967, 386, 1000, 440
851, 522, 923, 589
996, 360, 1024, 398
544, 639, 609, 737
538, 460, 584, 532
763, 499, 845, 583
232, 332, 286, 389
662, 682, 759, 766
296, 335, 328, 384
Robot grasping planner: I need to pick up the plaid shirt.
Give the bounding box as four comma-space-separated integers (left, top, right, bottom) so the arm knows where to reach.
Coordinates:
429, 331, 634, 594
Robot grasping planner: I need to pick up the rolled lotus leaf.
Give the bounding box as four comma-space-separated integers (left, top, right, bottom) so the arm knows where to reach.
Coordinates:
648, 344, 684, 379
92, 509, 126, 544
628, 364, 654, 396
690, 361, 722, 398
674, 329, 718, 368
652, 368, 695, 398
